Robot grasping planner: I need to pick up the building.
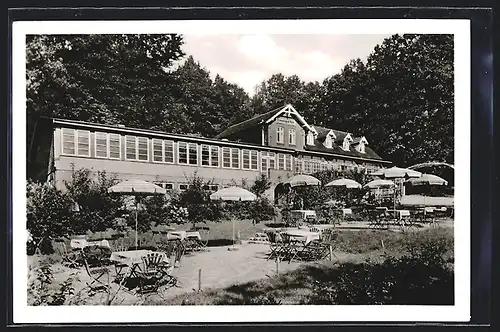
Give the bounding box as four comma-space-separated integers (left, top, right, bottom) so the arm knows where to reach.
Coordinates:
27, 104, 391, 195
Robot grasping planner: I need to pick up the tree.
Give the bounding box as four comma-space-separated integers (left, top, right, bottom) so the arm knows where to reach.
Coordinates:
26, 34, 185, 134
250, 173, 272, 197
63, 167, 124, 234
27, 180, 74, 254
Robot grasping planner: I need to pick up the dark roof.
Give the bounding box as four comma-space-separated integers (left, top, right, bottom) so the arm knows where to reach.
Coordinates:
214, 106, 283, 139
304, 139, 382, 160
352, 137, 364, 144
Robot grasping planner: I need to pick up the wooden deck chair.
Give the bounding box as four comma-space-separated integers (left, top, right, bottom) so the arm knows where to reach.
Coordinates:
54, 240, 81, 268
266, 231, 284, 261
81, 249, 111, 294
137, 252, 177, 295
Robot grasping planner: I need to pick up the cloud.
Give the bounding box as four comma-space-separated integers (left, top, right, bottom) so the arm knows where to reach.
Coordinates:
181, 34, 391, 95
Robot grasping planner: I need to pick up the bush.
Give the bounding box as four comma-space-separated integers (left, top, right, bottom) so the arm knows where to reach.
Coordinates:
27, 180, 74, 254
308, 239, 454, 305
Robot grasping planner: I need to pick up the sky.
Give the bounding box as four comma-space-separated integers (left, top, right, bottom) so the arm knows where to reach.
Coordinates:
180, 34, 392, 95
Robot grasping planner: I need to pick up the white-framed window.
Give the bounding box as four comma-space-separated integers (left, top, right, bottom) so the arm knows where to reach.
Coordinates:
125, 135, 149, 161
222, 147, 231, 168
95, 132, 108, 158
109, 134, 121, 159
211, 146, 219, 167
201, 145, 220, 167
152, 138, 164, 162
286, 154, 293, 171
178, 142, 188, 164
61, 128, 91, 157
77, 130, 90, 157
324, 137, 333, 148
289, 129, 296, 145
62, 128, 76, 155
152, 139, 174, 163
261, 151, 276, 172
242, 149, 251, 170
95, 132, 121, 159
188, 143, 198, 165
164, 140, 175, 163
357, 143, 366, 153
203, 184, 219, 192
307, 132, 315, 145
178, 141, 198, 165
276, 127, 284, 144
154, 182, 174, 190
277, 153, 285, 170
178, 183, 189, 191
343, 139, 350, 151
231, 148, 240, 169
250, 150, 259, 170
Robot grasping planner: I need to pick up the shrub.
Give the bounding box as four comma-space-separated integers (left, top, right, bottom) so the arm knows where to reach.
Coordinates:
308, 239, 454, 305
27, 180, 74, 254
27, 259, 76, 306
64, 167, 124, 234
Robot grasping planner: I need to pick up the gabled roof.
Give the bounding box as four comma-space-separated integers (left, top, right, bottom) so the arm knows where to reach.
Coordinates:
352, 136, 368, 145
214, 106, 283, 139
215, 104, 315, 139
304, 138, 382, 160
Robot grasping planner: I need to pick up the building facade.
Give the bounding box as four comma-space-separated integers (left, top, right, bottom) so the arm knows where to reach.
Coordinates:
28, 105, 391, 193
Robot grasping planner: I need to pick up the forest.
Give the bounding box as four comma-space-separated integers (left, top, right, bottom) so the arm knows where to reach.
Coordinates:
26, 33, 454, 167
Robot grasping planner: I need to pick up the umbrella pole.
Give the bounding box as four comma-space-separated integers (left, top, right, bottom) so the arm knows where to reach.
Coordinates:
135, 202, 138, 250
232, 218, 235, 247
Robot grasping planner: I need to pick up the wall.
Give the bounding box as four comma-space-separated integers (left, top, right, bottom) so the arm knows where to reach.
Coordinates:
53, 156, 262, 191
267, 116, 305, 150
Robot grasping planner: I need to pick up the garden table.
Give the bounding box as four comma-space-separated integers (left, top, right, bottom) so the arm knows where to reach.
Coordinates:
70, 238, 110, 249
281, 229, 320, 245
109, 250, 170, 280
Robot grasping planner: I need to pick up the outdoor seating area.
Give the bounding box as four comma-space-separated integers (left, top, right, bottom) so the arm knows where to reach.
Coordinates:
28, 167, 454, 306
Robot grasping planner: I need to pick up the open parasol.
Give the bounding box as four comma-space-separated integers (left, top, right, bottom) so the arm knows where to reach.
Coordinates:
108, 179, 168, 249
325, 178, 361, 189
405, 173, 448, 216
210, 186, 257, 247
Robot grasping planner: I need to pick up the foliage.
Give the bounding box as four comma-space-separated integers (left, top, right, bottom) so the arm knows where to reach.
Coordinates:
248, 197, 277, 225
250, 173, 272, 198
178, 173, 223, 225
26, 180, 74, 254
27, 259, 76, 306
308, 239, 454, 305
64, 166, 124, 234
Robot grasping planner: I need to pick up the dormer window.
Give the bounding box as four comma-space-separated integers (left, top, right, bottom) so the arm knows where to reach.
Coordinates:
343, 139, 350, 151
307, 132, 315, 145
323, 130, 336, 149
324, 136, 332, 148
355, 137, 368, 153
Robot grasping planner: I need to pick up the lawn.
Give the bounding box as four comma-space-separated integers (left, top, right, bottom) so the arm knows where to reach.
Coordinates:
28, 221, 454, 306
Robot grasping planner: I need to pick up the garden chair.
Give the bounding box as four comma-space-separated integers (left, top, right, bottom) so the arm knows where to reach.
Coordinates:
266, 231, 285, 261
136, 252, 177, 296
54, 239, 81, 268
81, 249, 111, 294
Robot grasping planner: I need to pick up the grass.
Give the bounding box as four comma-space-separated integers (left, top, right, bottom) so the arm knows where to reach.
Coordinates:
146, 226, 454, 306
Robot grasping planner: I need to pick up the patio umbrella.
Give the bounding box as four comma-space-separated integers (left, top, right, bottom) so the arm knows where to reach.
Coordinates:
284, 174, 321, 187
370, 166, 422, 179
108, 179, 168, 249
210, 186, 257, 247
406, 173, 448, 217
363, 179, 396, 212
284, 174, 321, 210
325, 178, 361, 189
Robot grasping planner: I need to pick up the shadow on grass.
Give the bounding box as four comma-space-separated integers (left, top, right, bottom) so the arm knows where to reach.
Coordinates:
159, 255, 454, 306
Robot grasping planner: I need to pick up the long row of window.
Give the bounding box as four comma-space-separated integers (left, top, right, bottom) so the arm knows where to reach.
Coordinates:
61, 129, 377, 173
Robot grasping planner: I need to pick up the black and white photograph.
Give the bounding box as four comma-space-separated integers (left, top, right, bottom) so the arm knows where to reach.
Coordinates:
12, 18, 471, 323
